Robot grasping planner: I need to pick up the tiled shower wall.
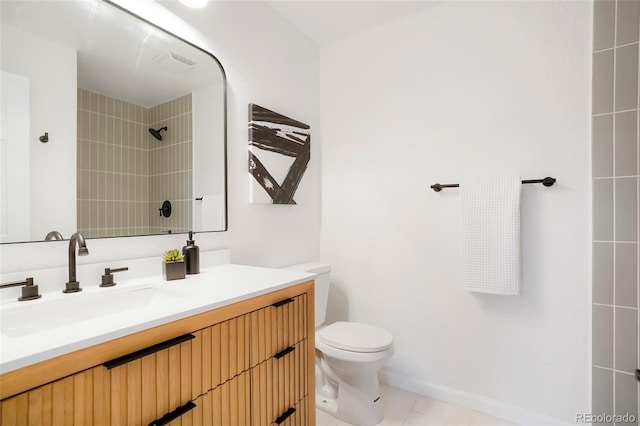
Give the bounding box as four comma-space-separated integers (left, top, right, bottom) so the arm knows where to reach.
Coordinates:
148, 94, 193, 235
77, 90, 192, 237
592, 0, 640, 423
77, 89, 150, 238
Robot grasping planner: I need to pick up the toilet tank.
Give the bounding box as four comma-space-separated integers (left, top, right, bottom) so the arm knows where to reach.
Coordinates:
282, 262, 331, 328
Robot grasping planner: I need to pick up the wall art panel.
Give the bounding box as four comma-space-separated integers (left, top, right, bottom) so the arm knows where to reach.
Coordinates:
248, 104, 310, 204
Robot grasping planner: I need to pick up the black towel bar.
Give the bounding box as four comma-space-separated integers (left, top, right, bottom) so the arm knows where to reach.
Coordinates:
430, 177, 556, 192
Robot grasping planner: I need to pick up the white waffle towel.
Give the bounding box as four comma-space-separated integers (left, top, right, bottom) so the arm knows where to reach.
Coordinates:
460, 177, 522, 295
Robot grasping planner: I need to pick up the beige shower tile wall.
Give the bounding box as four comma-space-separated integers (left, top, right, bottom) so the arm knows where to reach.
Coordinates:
148, 94, 193, 235
592, 0, 640, 423
77, 89, 150, 238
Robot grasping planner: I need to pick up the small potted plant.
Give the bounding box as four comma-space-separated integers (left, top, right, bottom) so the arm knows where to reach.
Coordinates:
162, 249, 185, 281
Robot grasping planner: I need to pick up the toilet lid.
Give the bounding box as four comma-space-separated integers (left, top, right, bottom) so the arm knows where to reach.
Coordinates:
318, 322, 393, 353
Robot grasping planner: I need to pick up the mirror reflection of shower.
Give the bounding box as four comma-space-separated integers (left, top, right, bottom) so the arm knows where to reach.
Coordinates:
149, 126, 167, 141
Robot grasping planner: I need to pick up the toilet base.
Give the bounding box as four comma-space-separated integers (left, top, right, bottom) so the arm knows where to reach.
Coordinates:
316, 373, 384, 426
316, 394, 338, 418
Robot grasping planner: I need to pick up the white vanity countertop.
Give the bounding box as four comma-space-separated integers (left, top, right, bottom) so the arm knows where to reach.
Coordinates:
0, 264, 315, 374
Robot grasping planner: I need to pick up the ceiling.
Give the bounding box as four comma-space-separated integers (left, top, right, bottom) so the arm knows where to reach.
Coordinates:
1, 0, 221, 108
263, 1, 439, 45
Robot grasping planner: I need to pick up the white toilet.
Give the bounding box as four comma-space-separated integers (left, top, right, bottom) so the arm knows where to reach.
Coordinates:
284, 263, 394, 426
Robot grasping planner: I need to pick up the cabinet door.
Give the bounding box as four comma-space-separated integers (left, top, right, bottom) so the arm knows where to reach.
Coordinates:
106, 333, 197, 426
250, 339, 308, 426
168, 371, 251, 426
0, 366, 109, 426
249, 293, 308, 367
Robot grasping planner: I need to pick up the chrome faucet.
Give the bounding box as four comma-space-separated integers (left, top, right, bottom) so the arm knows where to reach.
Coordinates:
64, 232, 89, 293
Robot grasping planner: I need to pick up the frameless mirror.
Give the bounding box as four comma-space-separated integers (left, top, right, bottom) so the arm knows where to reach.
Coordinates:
0, 0, 227, 243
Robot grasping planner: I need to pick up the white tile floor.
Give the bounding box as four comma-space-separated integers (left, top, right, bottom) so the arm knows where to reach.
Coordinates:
315, 384, 516, 426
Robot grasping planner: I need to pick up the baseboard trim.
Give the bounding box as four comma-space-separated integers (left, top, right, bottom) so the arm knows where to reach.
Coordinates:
379, 369, 572, 426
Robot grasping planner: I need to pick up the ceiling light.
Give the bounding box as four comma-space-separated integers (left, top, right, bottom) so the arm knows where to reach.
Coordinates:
178, 0, 208, 8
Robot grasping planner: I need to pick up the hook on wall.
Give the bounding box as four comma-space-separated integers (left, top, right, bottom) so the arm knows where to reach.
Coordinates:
39, 132, 49, 143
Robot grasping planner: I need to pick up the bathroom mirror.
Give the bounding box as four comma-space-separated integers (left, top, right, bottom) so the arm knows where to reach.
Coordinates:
0, 0, 227, 243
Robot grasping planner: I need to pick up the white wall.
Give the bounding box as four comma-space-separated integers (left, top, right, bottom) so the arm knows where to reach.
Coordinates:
319, 1, 591, 424
0, 1, 320, 273
0, 71, 30, 243
1, 25, 77, 241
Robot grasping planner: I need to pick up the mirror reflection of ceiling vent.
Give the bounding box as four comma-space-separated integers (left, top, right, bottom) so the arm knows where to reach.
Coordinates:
152, 52, 197, 73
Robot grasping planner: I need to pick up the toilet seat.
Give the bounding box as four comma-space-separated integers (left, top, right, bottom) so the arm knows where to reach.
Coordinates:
318, 322, 393, 353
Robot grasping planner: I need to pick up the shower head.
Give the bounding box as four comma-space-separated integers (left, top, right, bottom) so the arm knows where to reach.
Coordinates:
149, 126, 168, 141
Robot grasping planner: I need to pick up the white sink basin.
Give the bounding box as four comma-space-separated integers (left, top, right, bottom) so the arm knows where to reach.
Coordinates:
1, 286, 186, 337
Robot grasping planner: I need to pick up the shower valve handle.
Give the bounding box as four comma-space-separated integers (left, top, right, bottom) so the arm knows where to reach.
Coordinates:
159, 200, 172, 217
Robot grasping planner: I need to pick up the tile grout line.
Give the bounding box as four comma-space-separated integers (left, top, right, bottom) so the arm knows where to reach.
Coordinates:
594, 364, 635, 374
636, 3, 640, 404
594, 108, 638, 117
611, 0, 618, 420
636, 2, 640, 405
594, 303, 639, 310
595, 40, 640, 54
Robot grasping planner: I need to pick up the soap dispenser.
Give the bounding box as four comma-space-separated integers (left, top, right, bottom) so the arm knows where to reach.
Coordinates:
182, 231, 200, 275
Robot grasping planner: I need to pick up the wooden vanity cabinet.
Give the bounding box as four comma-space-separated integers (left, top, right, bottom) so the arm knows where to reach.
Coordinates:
0, 281, 315, 426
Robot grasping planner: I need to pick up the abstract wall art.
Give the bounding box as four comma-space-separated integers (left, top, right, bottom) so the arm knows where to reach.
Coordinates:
248, 104, 310, 204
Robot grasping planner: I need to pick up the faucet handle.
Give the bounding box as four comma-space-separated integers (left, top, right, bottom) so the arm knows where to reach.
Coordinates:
100, 267, 129, 287
0, 277, 42, 301
19, 278, 42, 301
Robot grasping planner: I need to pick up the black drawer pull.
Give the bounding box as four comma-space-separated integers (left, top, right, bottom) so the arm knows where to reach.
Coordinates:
148, 401, 196, 426
103, 334, 195, 369
274, 346, 296, 359
274, 407, 296, 425
272, 298, 294, 308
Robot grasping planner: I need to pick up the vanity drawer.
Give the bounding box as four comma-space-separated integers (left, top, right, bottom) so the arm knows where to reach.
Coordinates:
106, 314, 250, 425
250, 339, 308, 426
249, 293, 308, 366
106, 334, 196, 426
193, 313, 251, 395
174, 371, 251, 426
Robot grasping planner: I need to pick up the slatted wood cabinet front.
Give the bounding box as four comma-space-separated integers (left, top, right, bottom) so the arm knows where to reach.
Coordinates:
0, 282, 314, 426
